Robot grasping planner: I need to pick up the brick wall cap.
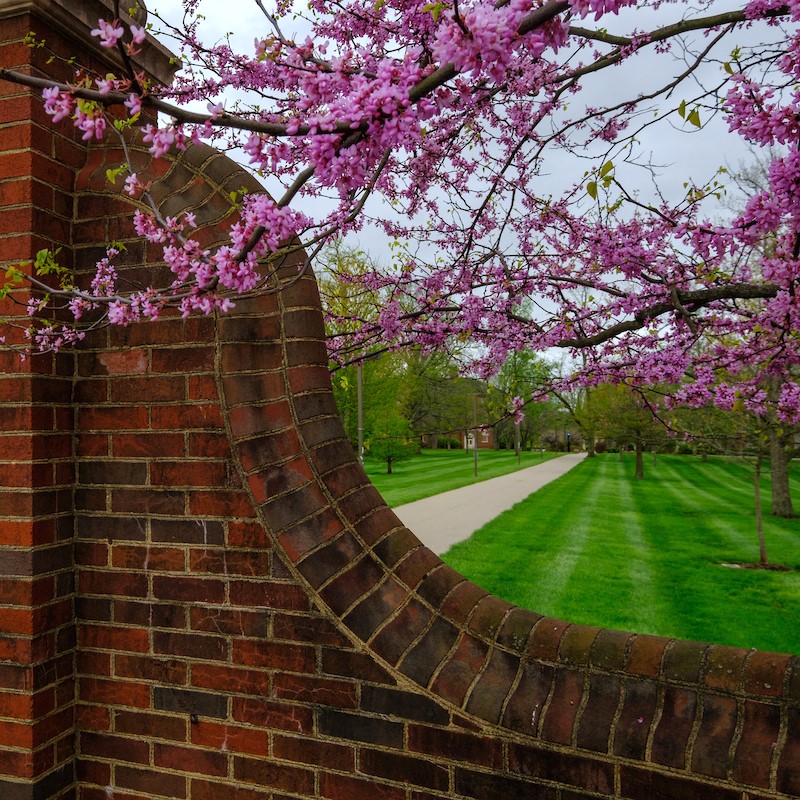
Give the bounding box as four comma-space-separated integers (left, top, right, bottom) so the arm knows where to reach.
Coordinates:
0, 0, 177, 85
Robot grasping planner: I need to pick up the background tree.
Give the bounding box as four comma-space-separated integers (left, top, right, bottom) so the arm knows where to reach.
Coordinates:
486, 351, 552, 455
401, 350, 465, 449
591, 384, 670, 479
366, 406, 418, 474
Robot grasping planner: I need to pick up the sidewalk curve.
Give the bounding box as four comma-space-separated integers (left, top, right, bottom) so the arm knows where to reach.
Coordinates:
394, 452, 586, 555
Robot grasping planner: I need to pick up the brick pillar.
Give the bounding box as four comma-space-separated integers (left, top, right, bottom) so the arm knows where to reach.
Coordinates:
0, 4, 174, 798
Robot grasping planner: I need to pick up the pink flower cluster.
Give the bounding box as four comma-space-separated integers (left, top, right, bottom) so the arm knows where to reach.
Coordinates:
431, 0, 565, 82
90, 19, 146, 51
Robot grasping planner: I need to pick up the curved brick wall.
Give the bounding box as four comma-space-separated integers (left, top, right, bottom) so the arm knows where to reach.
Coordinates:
0, 8, 798, 792
67, 134, 800, 799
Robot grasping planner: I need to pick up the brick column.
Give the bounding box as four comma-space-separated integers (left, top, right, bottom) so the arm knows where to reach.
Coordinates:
0, 4, 174, 798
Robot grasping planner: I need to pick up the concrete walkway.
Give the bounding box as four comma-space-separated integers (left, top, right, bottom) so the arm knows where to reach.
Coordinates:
394, 452, 586, 555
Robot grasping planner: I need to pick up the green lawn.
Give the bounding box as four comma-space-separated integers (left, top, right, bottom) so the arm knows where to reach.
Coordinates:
441, 454, 800, 655
363, 448, 561, 506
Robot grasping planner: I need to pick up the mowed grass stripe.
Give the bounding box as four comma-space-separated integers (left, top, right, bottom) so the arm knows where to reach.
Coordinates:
365, 449, 561, 507
441, 459, 600, 613
443, 454, 800, 654
626, 458, 736, 643
586, 457, 666, 636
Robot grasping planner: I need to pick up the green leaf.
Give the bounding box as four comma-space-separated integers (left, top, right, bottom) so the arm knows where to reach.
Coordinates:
422, 1, 448, 21
586, 181, 598, 200
687, 108, 701, 128
599, 160, 614, 178
106, 165, 127, 184
678, 100, 686, 119
723, 61, 733, 75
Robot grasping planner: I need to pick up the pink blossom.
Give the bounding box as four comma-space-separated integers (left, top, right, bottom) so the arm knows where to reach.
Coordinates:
90, 18, 124, 48
124, 93, 142, 117
41, 87, 73, 123
129, 25, 147, 46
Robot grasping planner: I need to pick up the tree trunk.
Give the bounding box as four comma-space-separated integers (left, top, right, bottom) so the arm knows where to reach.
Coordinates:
754, 457, 768, 566
387, 455, 393, 475
634, 439, 644, 480
769, 428, 794, 517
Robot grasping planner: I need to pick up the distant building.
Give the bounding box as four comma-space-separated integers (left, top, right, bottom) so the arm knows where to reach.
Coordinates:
463, 427, 495, 450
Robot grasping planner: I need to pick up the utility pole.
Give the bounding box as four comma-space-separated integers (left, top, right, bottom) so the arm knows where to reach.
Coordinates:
357, 362, 364, 464
473, 393, 479, 478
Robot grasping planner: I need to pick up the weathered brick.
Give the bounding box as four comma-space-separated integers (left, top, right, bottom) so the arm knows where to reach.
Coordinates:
78, 625, 149, 654
191, 779, 270, 800
399, 616, 461, 688
509, 744, 614, 794
731, 700, 780, 788
743, 650, 791, 697
626, 634, 669, 677
360, 684, 448, 725
620, 766, 740, 800
527, 617, 570, 661
540, 668, 584, 745
116, 765, 186, 799
153, 631, 228, 662
114, 710, 187, 742
79, 678, 150, 709
431, 633, 491, 708
361, 748, 449, 791
229, 580, 307, 610
662, 639, 707, 683
152, 576, 226, 604
191, 663, 268, 695
77, 570, 147, 598
273, 673, 358, 709
455, 768, 555, 800
153, 687, 227, 720
232, 639, 315, 673
190, 607, 268, 638
80, 732, 149, 764
704, 646, 746, 692
409, 725, 503, 770
650, 686, 697, 769
191, 721, 269, 757
575, 674, 621, 753
690, 695, 738, 779
613, 678, 658, 761
776, 706, 800, 796
295, 532, 361, 588
231, 696, 313, 733
319, 709, 403, 748
320, 648, 395, 685
154, 742, 228, 777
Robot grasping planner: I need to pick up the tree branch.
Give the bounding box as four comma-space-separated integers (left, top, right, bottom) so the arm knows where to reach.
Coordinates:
558, 283, 779, 349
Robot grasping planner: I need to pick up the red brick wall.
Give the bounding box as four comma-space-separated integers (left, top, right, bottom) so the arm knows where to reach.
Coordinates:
0, 10, 89, 798
1, 5, 800, 800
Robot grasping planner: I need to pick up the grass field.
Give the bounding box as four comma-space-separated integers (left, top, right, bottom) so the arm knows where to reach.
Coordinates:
441, 454, 800, 655
363, 448, 561, 506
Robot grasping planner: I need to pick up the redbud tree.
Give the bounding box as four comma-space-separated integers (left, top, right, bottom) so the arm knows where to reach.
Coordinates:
1, 0, 800, 421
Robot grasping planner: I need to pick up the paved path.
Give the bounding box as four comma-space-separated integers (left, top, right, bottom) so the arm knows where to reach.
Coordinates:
394, 453, 586, 555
